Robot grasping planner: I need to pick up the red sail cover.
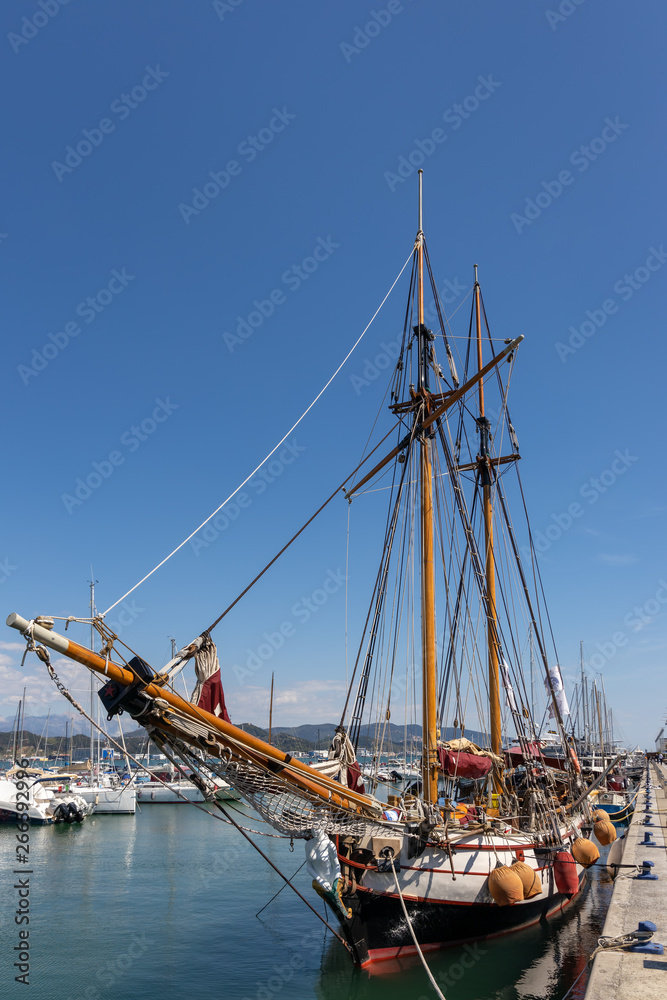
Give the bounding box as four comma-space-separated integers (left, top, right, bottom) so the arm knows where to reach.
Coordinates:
438, 748, 493, 779
197, 671, 231, 723
346, 761, 365, 795
506, 744, 568, 772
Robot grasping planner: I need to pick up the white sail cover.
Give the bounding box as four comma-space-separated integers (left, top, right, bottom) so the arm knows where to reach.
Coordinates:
500, 659, 518, 712
545, 664, 569, 718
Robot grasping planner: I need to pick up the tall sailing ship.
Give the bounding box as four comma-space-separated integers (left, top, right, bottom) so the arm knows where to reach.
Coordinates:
8, 173, 601, 966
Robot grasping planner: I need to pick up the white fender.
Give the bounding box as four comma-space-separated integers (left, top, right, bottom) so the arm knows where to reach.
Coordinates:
606, 833, 625, 878
305, 829, 341, 893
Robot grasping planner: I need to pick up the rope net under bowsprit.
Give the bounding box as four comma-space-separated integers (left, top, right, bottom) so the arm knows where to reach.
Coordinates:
25, 618, 392, 841
146, 719, 391, 841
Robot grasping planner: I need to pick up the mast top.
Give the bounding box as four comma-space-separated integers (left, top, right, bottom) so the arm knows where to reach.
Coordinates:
474, 263, 478, 286
417, 169, 423, 234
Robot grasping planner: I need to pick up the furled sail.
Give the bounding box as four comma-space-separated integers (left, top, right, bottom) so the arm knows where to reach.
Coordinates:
190, 635, 231, 722
546, 664, 570, 718
328, 726, 365, 795
438, 738, 503, 779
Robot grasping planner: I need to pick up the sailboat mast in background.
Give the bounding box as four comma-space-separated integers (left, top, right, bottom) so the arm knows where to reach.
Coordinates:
268, 671, 274, 746
89, 576, 97, 770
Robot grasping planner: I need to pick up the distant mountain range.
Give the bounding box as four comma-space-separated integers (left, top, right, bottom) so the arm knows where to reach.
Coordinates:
1, 715, 489, 754
270, 723, 488, 746
0, 714, 122, 737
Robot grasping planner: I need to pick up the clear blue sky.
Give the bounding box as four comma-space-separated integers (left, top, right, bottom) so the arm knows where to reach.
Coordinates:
1, 0, 665, 749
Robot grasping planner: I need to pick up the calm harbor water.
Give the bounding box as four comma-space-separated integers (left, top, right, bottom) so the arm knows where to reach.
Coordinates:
0, 801, 616, 1000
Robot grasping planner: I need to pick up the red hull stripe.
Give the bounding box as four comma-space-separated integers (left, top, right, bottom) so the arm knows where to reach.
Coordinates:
338, 854, 549, 878
354, 883, 562, 905
343, 855, 550, 877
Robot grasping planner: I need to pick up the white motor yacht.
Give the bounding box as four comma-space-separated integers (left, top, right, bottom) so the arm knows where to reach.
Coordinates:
0, 771, 91, 824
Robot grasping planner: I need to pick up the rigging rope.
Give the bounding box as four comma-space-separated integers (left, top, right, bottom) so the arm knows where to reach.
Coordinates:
30, 643, 284, 838
101, 249, 415, 619
213, 799, 354, 954
29, 638, 373, 952
205, 421, 401, 635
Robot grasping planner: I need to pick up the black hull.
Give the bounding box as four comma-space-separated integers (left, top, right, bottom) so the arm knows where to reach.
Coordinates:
338, 883, 582, 967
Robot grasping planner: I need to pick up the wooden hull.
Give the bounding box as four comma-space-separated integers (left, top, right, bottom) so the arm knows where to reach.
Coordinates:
342, 880, 583, 966
335, 823, 587, 966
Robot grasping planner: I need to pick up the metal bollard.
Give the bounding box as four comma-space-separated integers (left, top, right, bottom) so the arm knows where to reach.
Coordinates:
635, 860, 658, 880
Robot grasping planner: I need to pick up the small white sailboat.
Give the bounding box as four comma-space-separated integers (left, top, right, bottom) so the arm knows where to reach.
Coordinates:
135, 780, 239, 803
75, 773, 137, 814
73, 580, 137, 814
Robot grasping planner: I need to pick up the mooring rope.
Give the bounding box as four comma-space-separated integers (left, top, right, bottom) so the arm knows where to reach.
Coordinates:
391, 859, 447, 999
213, 799, 353, 954
558, 926, 660, 1000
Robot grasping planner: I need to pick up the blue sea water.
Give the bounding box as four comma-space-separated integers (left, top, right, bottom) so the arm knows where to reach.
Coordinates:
0, 803, 616, 1000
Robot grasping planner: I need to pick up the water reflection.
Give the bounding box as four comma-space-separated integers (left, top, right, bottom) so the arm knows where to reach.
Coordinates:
0, 794, 623, 1000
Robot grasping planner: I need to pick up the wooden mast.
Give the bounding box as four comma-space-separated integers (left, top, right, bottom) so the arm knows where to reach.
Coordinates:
417, 170, 439, 804
474, 267, 502, 789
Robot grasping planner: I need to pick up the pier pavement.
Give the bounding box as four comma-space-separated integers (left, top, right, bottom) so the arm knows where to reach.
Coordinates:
585, 762, 667, 1000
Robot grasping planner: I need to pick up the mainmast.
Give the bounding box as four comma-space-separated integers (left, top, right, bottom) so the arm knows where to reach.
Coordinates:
416, 171, 439, 804
474, 267, 502, 788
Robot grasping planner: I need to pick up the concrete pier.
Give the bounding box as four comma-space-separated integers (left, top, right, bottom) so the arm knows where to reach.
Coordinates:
585, 762, 667, 999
